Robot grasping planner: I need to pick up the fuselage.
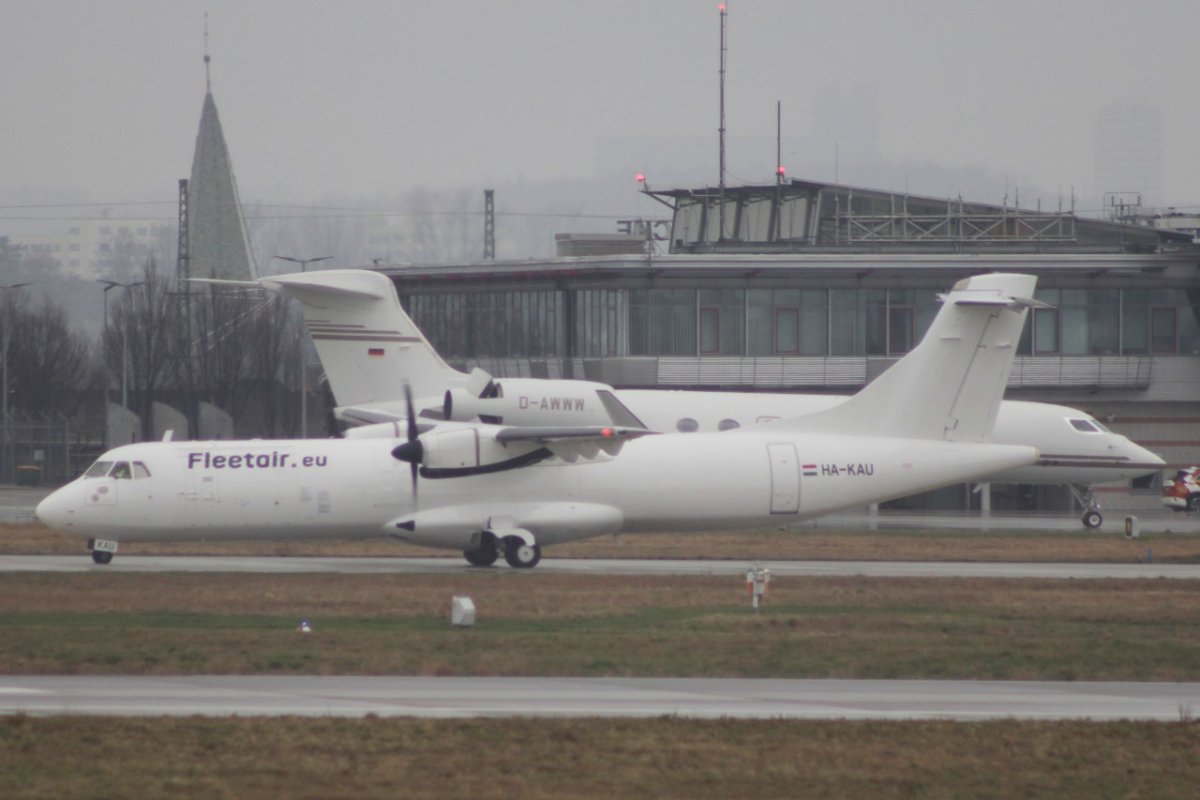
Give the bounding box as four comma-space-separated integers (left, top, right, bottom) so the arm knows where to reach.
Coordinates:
37, 431, 1037, 551
614, 391, 1162, 485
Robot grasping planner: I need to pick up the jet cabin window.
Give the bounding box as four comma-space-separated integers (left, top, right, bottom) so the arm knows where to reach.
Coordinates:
1068, 418, 1103, 433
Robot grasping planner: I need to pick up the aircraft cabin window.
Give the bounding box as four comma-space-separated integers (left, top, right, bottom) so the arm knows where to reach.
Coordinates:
676, 418, 699, 433
110, 462, 133, 479
718, 418, 741, 431
83, 461, 113, 478
1068, 419, 1101, 433
133, 462, 151, 479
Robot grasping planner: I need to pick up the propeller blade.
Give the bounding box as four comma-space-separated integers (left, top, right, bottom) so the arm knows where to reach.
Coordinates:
404, 383, 420, 504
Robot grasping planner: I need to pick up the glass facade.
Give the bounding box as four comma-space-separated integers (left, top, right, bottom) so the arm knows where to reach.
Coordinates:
1017, 288, 1200, 356
405, 286, 1200, 360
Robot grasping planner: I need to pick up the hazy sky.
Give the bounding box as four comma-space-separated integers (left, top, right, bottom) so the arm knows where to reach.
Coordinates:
4, 0, 1199, 215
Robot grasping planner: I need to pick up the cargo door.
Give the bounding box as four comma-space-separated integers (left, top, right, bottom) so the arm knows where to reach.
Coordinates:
767, 443, 800, 514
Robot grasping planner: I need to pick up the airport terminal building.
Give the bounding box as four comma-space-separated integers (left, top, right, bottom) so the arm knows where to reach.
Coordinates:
380, 180, 1200, 516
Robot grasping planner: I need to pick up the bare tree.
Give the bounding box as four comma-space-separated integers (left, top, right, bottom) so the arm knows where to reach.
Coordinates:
106, 258, 178, 440
2, 290, 94, 419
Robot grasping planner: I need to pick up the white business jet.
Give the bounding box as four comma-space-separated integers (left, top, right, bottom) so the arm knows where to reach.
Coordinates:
39, 274, 1040, 567
255, 268, 1163, 529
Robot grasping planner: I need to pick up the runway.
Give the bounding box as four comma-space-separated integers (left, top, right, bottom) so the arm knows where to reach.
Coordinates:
2, 675, 1197, 720
1, 553, 1197, 579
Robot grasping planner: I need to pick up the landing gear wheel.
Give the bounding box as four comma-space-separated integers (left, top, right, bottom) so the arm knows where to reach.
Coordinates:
91, 550, 114, 565
504, 539, 542, 569
463, 540, 499, 567
1081, 509, 1103, 529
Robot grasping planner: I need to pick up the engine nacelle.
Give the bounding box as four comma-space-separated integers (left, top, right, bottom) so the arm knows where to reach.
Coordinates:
418, 424, 548, 477
443, 378, 616, 427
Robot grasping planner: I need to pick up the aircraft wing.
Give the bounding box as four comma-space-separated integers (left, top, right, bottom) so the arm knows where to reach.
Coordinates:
495, 425, 655, 460
339, 406, 403, 426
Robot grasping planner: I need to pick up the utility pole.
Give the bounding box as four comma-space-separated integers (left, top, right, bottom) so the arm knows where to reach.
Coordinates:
98, 279, 147, 416
717, 2, 727, 242
483, 189, 495, 260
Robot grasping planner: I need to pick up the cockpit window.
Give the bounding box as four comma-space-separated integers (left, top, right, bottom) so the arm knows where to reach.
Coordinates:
1069, 418, 1101, 433
83, 460, 113, 478
110, 461, 133, 479
133, 461, 151, 479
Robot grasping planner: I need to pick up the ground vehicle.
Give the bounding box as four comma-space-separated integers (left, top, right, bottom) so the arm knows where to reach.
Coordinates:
1162, 467, 1200, 511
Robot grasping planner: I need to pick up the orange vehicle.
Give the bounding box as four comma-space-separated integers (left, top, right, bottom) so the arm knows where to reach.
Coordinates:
1163, 467, 1200, 512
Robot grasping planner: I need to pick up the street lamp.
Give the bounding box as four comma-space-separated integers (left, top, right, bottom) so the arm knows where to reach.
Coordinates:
1, 283, 31, 482
98, 279, 146, 414
271, 256, 331, 438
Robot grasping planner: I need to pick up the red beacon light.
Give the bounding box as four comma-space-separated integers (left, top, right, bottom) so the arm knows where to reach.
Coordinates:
600, 427, 614, 438
635, 173, 646, 184
777, 165, 786, 176
718, 3, 726, 11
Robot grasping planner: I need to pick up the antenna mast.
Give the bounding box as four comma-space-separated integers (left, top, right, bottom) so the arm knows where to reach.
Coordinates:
203, 13, 211, 92
717, 2, 727, 241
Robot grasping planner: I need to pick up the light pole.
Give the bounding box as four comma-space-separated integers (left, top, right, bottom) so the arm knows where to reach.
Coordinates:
98, 279, 146, 415
1, 282, 31, 484
272, 256, 331, 438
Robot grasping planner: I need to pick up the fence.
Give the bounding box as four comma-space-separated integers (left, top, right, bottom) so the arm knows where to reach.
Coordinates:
0, 414, 100, 487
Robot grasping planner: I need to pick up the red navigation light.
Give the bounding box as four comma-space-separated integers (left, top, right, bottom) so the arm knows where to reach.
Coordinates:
601, 427, 614, 438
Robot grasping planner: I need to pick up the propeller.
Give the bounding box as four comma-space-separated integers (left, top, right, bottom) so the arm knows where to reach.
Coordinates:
391, 383, 423, 503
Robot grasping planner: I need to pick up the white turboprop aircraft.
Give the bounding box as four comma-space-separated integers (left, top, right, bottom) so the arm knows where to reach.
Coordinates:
40, 274, 1041, 567
252, 268, 1162, 528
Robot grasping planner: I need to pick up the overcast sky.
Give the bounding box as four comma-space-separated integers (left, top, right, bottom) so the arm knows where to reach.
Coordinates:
4, 0, 1198, 216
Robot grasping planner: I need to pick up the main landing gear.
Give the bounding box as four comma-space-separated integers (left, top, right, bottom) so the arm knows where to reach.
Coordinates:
1070, 485, 1103, 529
462, 532, 542, 569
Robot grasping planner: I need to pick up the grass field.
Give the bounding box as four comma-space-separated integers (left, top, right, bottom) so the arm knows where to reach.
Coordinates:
4, 716, 1199, 799
5, 523, 1200, 798
2, 571, 1199, 680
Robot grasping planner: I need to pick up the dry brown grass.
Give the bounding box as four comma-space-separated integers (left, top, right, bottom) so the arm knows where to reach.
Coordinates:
3, 572, 1199, 680
3, 716, 1199, 799
6, 520, 1200, 562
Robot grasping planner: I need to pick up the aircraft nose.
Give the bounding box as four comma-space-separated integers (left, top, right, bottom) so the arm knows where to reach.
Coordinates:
1122, 437, 1166, 472
36, 487, 76, 531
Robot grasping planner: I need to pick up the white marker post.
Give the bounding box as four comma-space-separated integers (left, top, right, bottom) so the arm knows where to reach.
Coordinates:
746, 566, 771, 612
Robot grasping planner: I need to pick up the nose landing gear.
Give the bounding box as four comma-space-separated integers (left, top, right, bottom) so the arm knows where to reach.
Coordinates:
1070, 486, 1103, 529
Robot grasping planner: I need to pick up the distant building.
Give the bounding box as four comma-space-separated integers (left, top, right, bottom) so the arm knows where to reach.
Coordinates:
14, 216, 168, 278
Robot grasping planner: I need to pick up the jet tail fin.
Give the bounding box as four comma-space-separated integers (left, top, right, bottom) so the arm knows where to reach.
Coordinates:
259, 269, 468, 408
785, 273, 1038, 441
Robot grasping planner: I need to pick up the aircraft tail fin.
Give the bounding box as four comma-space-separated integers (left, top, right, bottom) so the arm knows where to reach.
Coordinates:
785, 273, 1039, 441
260, 269, 468, 408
